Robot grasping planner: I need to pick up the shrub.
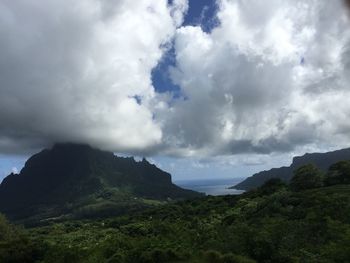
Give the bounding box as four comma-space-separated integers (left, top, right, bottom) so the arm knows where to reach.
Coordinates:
325, 161, 350, 186
203, 250, 256, 263
0, 214, 40, 263
290, 164, 323, 191
139, 248, 181, 263
258, 178, 287, 195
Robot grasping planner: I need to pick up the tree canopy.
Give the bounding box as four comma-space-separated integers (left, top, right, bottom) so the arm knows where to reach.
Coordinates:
290, 164, 324, 191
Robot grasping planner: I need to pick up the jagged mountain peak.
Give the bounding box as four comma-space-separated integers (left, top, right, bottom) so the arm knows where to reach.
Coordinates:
0, 143, 201, 221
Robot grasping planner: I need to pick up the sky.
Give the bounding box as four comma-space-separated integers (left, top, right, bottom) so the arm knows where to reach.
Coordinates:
1, 0, 350, 181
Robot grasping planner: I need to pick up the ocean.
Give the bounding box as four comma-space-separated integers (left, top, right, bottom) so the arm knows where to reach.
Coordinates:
175, 177, 246, 196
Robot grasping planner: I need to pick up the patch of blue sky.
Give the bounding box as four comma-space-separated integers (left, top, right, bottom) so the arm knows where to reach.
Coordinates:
152, 0, 218, 97
183, 0, 219, 32
151, 44, 183, 97
0, 155, 27, 182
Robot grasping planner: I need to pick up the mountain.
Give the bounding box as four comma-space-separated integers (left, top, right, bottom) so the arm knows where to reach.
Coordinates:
232, 148, 350, 191
0, 143, 201, 222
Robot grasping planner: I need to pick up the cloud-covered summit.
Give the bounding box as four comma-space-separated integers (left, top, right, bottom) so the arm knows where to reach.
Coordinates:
0, 0, 186, 154
0, 0, 350, 157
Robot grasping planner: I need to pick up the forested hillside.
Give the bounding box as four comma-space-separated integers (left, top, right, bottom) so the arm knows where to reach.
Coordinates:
1, 161, 350, 263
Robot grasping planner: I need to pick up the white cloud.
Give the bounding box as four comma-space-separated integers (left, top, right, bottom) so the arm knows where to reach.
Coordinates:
1, 0, 350, 162
169, 0, 189, 26
0, 0, 185, 154
156, 0, 350, 157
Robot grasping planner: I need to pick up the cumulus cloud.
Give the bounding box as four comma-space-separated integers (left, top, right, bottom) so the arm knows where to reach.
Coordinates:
0, 0, 184, 154
157, 0, 350, 157
1, 0, 350, 159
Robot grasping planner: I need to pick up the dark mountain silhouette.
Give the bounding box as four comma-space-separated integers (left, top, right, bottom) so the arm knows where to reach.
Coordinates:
232, 148, 350, 191
0, 143, 201, 221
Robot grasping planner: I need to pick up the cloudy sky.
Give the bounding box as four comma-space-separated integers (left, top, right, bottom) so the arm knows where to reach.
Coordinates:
1, 0, 350, 181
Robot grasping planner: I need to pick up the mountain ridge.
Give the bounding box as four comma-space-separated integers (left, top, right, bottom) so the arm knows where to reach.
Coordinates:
0, 143, 202, 222
232, 147, 350, 191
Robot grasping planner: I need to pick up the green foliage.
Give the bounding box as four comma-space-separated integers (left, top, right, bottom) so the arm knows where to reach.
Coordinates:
2, 160, 350, 263
256, 178, 287, 195
0, 214, 40, 263
290, 164, 324, 191
202, 250, 256, 263
139, 248, 182, 263
325, 160, 350, 186
1, 183, 344, 263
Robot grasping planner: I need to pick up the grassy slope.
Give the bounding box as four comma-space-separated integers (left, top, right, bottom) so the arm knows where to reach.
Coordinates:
10, 184, 347, 263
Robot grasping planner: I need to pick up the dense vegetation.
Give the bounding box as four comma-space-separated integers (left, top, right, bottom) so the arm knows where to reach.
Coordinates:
1, 161, 350, 263
0, 215, 40, 262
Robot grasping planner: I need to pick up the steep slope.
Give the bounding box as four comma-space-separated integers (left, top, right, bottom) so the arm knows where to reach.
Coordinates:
0, 143, 201, 221
232, 148, 350, 190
